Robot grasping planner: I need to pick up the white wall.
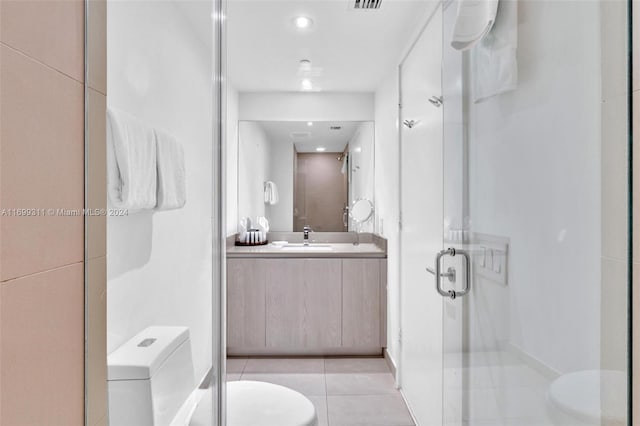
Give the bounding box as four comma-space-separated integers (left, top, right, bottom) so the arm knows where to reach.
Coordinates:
374, 71, 401, 365
237, 121, 271, 224
226, 84, 239, 236
239, 92, 374, 121
265, 138, 294, 231
106, 0, 213, 382
466, 0, 602, 373
348, 122, 375, 233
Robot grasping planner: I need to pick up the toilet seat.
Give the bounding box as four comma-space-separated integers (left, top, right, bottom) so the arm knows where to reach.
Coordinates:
547, 370, 626, 425
190, 381, 318, 426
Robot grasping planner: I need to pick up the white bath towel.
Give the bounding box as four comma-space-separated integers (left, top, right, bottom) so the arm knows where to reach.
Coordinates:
264, 181, 279, 205
472, 0, 518, 103
107, 108, 157, 210
155, 129, 186, 211
451, 0, 499, 51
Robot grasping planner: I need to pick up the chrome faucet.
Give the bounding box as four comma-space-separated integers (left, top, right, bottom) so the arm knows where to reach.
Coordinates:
303, 226, 312, 246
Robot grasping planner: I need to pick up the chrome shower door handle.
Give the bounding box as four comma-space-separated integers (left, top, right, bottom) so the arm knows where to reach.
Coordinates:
428, 247, 471, 300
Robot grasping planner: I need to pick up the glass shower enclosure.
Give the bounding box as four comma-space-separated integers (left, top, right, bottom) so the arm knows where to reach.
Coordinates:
399, 0, 631, 425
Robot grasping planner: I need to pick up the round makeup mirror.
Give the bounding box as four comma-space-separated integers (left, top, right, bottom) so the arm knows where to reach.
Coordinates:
350, 199, 374, 224
350, 199, 374, 245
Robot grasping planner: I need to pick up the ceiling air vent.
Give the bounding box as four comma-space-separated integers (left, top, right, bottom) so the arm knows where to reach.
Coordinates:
330, 126, 342, 130
290, 132, 310, 139
354, 0, 381, 9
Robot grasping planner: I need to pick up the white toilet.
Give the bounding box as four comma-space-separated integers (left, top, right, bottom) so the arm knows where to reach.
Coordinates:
107, 326, 317, 426
546, 369, 626, 426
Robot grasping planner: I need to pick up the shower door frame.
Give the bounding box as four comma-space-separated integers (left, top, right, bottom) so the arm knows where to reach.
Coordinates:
213, 0, 227, 422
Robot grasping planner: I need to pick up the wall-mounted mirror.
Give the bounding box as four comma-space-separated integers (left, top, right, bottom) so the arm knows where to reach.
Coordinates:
350, 198, 374, 225
237, 120, 374, 232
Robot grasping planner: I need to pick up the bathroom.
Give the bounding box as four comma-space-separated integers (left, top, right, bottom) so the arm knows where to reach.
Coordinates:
0, 0, 631, 424
100, 0, 630, 424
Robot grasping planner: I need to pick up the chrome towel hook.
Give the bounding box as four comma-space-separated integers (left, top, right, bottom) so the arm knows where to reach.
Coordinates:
428, 95, 443, 107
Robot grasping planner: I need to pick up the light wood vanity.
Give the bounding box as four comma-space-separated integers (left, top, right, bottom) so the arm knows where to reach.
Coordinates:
226, 241, 387, 356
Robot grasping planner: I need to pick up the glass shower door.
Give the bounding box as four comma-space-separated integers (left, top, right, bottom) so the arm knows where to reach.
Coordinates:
398, 4, 444, 426
440, 0, 630, 425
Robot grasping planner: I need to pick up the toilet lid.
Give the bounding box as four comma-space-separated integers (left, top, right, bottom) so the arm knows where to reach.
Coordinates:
227, 381, 317, 426
547, 369, 626, 424
190, 381, 317, 426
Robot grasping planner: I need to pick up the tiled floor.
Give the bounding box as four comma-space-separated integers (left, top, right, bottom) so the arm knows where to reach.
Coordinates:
442, 351, 556, 425
226, 357, 415, 426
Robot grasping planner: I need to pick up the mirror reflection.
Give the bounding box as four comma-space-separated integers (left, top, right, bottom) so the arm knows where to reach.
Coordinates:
237, 121, 374, 232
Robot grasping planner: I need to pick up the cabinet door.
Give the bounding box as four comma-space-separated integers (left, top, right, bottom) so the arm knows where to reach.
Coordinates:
266, 259, 342, 348
342, 259, 381, 347
227, 259, 266, 348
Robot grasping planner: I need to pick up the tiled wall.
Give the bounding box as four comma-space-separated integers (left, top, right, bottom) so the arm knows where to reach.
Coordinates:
86, 0, 107, 424
0, 0, 107, 424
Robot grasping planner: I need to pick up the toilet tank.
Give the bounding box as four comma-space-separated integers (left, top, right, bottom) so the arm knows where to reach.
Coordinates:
107, 326, 195, 426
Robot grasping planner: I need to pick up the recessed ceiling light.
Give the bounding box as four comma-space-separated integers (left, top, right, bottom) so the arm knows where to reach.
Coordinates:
294, 16, 313, 29
307, 121, 313, 126
301, 79, 313, 91
316, 147, 326, 152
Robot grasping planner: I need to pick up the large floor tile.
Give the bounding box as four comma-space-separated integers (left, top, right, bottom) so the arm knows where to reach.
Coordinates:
1, 0, 84, 81
0, 263, 84, 425
308, 396, 329, 426
243, 357, 325, 374
494, 386, 551, 420
327, 394, 414, 426
453, 388, 501, 423
325, 357, 390, 374
227, 357, 248, 374
0, 45, 84, 281
326, 373, 398, 395
241, 373, 326, 397
445, 364, 551, 390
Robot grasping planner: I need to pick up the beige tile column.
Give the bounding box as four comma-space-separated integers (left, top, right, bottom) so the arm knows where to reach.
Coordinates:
85, 0, 108, 424
0, 0, 86, 424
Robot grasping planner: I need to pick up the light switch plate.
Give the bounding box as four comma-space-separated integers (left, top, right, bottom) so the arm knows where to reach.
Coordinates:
473, 233, 509, 285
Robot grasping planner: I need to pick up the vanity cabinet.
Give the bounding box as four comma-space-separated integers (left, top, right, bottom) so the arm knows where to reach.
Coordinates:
227, 259, 267, 348
265, 259, 342, 349
342, 259, 385, 348
227, 257, 387, 356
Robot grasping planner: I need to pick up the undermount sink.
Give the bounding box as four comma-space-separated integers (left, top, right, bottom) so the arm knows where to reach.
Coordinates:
280, 243, 333, 251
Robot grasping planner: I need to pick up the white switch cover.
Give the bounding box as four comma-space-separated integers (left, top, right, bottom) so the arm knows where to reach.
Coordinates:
474, 233, 509, 285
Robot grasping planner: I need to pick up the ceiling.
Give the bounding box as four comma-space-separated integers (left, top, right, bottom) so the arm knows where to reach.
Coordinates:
227, 0, 430, 92
259, 121, 361, 152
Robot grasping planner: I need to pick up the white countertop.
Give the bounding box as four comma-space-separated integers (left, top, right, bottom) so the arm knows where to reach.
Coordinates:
226, 242, 386, 258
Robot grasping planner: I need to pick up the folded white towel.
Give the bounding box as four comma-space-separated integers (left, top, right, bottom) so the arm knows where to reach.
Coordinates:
472, 0, 518, 103
107, 108, 157, 210
239, 217, 250, 243
257, 216, 270, 242
264, 181, 279, 205
451, 0, 499, 51
155, 128, 186, 211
